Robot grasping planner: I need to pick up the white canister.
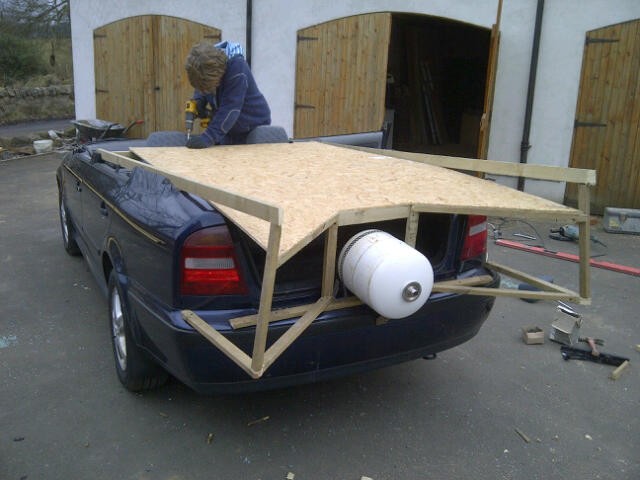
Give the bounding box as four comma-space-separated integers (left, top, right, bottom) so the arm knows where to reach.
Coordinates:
33, 139, 53, 154
338, 230, 434, 319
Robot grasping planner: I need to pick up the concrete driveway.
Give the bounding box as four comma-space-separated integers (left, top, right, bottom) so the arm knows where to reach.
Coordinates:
0, 119, 74, 138
1, 153, 639, 480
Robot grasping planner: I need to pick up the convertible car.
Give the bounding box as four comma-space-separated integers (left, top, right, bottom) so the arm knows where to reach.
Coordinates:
56, 132, 498, 394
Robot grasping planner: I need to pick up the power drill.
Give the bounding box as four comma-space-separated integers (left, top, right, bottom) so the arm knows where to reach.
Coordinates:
185, 100, 198, 141
185, 99, 212, 140
553, 224, 579, 241
549, 224, 607, 246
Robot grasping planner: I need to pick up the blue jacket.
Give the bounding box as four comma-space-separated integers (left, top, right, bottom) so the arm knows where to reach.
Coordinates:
195, 55, 271, 145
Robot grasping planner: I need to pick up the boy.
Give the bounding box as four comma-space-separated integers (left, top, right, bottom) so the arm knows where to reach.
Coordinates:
185, 42, 271, 148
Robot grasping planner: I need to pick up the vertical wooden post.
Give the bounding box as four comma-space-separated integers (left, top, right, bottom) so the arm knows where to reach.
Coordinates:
251, 222, 282, 374
477, 0, 503, 161
322, 223, 339, 296
577, 184, 591, 300
404, 208, 419, 247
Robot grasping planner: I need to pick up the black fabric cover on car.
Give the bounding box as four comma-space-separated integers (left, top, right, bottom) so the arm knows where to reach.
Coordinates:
113, 167, 193, 235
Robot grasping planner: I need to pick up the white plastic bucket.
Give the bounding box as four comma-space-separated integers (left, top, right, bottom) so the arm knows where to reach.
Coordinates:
33, 139, 53, 154
338, 230, 434, 319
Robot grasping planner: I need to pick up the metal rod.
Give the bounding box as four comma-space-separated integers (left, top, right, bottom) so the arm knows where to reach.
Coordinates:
246, 0, 252, 67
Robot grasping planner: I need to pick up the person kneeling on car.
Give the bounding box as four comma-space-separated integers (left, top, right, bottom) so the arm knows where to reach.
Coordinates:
184, 41, 271, 148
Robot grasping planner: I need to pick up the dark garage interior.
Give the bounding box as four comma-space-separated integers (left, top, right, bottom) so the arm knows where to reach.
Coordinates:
386, 13, 491, 158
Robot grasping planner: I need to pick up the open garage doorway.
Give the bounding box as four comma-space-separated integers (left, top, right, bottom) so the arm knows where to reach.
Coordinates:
294, 13, 495, 158
387, 14, 492, 157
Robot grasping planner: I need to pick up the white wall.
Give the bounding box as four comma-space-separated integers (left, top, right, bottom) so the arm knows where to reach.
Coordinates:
69, 0, 246, 120
251, 0, 498, 140
489, 0, 640, 200
70, 0, 640, 202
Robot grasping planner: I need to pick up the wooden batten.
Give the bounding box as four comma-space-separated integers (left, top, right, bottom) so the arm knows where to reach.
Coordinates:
99, 149, 283, 225
343, 145, 597, 185
98, 143, 596, 378
121, 143, 588, 263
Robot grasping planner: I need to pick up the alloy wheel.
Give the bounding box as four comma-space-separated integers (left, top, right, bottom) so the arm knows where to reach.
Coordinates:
110, 287, 127, 372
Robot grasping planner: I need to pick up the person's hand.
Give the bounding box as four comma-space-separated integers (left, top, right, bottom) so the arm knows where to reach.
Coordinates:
186, 134, 213, 149
195, 97, 208, 118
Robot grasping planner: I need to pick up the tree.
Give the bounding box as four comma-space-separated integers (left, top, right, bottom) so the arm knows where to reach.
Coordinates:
0, 0, 69, 83
0, 32, 46, 82
0, 0, 70, 38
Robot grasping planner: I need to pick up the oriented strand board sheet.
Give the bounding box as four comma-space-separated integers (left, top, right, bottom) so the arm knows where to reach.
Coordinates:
131, 142, 582, 264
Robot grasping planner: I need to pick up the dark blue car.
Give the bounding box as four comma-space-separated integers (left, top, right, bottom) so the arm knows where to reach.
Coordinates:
56, 136, 498, 394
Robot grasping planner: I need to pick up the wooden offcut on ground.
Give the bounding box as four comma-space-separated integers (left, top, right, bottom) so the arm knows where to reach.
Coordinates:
99, 142, 596, 379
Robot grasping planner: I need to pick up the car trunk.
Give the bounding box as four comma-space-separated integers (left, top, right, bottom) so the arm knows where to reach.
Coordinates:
235, 213, 461, 307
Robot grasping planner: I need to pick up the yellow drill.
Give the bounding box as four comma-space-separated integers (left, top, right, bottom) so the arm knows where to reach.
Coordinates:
185, 99, 211, 140
185, 100, 198, 141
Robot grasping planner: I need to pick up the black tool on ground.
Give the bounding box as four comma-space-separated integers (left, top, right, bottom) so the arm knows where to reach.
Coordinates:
560, 345, 629, 367
549, 224, 607, 247
550, 224, 579, 241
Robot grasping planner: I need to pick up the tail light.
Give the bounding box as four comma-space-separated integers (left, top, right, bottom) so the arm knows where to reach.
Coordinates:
180, 226, 248, 296
460, 215, 488, 261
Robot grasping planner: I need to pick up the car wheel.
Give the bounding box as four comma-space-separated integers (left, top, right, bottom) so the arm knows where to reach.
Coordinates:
59, 193, 81, 256
108, 272, 168, 392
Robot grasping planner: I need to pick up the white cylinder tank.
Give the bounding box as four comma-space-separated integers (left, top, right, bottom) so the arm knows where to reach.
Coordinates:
338, 230, 434, 319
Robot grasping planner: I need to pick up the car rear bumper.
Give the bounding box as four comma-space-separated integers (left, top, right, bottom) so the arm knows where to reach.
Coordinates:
130, 273, 498, 394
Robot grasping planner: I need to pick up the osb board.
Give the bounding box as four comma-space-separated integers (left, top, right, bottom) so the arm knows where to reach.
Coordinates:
130, 142, 582, 264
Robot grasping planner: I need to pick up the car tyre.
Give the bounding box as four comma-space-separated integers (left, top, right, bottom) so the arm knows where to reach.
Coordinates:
108, 272, 168, 392
59, 192, 81, 256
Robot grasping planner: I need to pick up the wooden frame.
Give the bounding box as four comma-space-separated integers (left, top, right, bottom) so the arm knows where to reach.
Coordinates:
98, 143, 595, 379
345, 145, 594, 303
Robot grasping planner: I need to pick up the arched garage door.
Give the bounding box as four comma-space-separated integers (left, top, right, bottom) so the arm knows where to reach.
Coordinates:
294, 12, 496, 160
94, 16, 221, 138
566, 19, 640, 212
294, 13, 392, 139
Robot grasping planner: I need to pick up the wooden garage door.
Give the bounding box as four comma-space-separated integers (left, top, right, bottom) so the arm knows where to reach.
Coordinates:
565, 19, 640, 213
477, 0, 502, 160
294, 13, 392, 138
94, 16, 220, 138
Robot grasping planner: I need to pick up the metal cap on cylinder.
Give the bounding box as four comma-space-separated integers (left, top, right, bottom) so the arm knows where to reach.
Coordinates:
338, 230, 434, 319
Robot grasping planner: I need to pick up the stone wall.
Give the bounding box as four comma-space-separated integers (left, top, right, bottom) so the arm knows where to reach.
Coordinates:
0, 85, 75, 125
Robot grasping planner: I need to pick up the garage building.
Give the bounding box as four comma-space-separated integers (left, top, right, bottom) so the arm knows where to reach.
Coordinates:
69, 0, 640, 212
